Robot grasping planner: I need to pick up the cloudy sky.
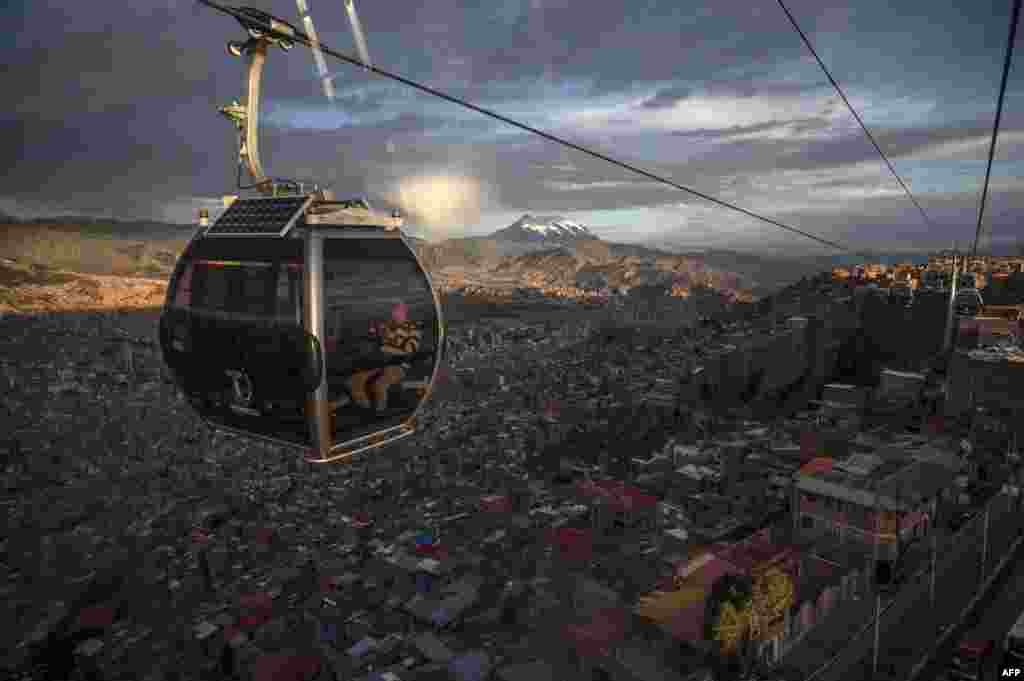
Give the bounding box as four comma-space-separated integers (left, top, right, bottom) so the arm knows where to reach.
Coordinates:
1, 0, 1021, 255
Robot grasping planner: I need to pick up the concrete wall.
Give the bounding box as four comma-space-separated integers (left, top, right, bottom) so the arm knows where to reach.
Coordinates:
757, 331, 805, 395
910, 294, 948, 358
690, 303, 860, 411
946, 352, 1024, 417
859, 293, 948, 367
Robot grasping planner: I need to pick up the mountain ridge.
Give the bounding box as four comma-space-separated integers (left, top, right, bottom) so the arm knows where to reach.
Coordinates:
490, 214, 599, 245
3, 212, 821, 300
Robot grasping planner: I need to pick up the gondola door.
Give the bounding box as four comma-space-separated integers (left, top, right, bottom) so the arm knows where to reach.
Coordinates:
304, 230, 332, 458
306, 229, 442, 463
160, 236, 324, 451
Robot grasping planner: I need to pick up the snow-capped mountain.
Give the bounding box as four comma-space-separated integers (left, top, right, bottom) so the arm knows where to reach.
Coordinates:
491, 214, 598, 244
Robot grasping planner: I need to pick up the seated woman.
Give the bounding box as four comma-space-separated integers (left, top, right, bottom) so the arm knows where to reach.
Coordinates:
346, 302, 423, 412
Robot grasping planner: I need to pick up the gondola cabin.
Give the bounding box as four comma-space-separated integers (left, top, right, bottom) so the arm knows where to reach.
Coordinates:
159, 6, 447, 463
159, 196, 445, 463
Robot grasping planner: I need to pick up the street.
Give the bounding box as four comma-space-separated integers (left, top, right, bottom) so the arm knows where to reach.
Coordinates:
918, 496, 1024, 679
778, 492, 1024, 681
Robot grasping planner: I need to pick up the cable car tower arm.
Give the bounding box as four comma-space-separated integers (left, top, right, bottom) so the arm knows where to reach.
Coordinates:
219, 8, 300, 195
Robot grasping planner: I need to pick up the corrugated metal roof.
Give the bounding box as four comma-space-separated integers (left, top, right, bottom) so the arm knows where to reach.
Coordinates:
833, 453, 883, 476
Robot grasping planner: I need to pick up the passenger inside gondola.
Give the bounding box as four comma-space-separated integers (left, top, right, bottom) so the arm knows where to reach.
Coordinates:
324, 305, 429, 413
320, 253, 437, 443
346, 301, 422, 412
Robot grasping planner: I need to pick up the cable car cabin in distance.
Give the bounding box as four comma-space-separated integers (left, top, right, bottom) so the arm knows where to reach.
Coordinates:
159, 197, 445, 464
955, 289, 984, 318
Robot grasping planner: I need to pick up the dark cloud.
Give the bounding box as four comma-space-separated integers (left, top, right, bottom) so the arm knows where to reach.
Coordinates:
642, 86, 693, 109
669, 118, 830, 140
643, 77, 828, 111
0, 0, 1020, 255
768, 122, 1024, 173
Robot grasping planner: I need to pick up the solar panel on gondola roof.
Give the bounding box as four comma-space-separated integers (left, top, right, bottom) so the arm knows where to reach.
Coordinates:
206, 195, 312, 236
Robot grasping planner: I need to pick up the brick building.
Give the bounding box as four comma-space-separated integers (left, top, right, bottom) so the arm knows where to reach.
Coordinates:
792, 451, 954, 577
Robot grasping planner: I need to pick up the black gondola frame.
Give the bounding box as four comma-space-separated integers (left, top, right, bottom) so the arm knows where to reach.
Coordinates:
160, 211, 444, 464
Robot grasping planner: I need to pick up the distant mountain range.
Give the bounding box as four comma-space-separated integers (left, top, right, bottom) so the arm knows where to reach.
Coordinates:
491, 214, 598, 244
1, 210, 857, 298
1, 212, 194, 241
410, 214, 762, 298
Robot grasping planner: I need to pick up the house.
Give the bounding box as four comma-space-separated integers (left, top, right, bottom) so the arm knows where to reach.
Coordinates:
449, 651, 493, 681
561, 607, 631, 678
405, 576, 481, 629
634, 528, 860, 668
575, 479, 659, 532
545, 526, 595, 566
634, 550, 739, 655
411, 632, 454, 664
946, 346, 1024, 418
792, 450, 953, 576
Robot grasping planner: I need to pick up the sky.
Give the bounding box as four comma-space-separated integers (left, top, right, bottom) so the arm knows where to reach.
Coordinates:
1, 0, 1022, 255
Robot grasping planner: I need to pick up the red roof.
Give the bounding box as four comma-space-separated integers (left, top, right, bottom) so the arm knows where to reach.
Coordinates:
239, 592, 273, 610
546, 527, 594, 561
239, 609, 273, 627
544, 399, 562, 418
238, 592, 274, 626
564, 608, 627, 656
613, 485, 657, 511
191, 527, 213, 545
900, 511, 929, 532
350, 512, 373, 529
223, 623, 242, 644
479, 495, 511, 513
958, 639, 995, 657
254, 654, 321, 681
414, 542, 449, 559
800, 431, 818, 459
716, 539, 795, 574
687, 554, 741, 588
799, 457, 833, 475
807, 555, 836, 580
577, 479, 657, 512
77, 605, 116, 629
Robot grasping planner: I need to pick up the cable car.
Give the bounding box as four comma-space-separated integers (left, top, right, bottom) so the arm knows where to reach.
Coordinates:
158, 8, 445, 464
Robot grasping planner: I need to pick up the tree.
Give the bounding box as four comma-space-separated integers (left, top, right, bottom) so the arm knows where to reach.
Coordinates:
704, 573, 753, 646
715, 601, 750, 654
749, 566, 794, 641
704, 573, 754, 679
